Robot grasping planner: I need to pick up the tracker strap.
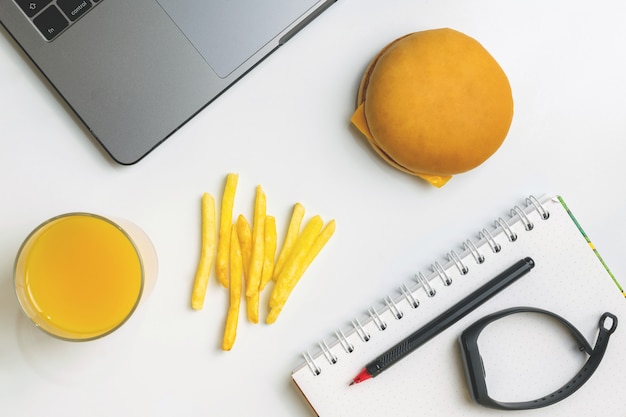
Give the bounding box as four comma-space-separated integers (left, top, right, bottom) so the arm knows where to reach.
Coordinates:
459, 307, 618, 410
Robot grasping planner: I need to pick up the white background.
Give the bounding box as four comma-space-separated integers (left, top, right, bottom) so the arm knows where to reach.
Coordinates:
1, 1, 625, 416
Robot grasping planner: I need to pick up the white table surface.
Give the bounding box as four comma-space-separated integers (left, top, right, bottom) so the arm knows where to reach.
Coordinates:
1, 1, 625, 416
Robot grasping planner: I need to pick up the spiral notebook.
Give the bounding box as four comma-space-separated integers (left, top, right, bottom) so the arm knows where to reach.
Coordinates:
292, 195, 626, 416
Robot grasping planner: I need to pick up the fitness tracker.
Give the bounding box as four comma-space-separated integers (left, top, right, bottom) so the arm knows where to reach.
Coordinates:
459, 307, 618, 410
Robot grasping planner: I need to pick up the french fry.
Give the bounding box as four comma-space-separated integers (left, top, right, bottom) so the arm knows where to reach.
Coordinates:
259, 215, 277, 291
190, 173, 338, 348
222, 224, 242, 350
236, 215, 252, 276
191, 193, 217, 310
273, 203, 305, 280
246, 185, 266, 297
236, 215, 259, 324
267, 220, 336, 324
268, 216, 332, 324
216, 173, 239, 288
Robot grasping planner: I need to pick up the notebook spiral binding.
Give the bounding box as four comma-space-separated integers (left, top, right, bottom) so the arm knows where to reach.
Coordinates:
302, 195, 551, 377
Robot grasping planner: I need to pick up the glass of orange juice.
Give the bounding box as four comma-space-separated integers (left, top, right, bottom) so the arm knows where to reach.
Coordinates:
14, 213, 158, 341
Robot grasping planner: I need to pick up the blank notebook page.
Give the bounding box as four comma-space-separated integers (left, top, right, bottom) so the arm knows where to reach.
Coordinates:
292, 195, 626, 416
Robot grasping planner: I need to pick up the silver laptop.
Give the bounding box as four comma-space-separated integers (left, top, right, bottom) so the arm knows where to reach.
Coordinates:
0, 0, 336, 164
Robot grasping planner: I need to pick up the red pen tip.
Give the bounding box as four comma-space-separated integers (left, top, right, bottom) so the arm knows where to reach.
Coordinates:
349, 368, 372, 386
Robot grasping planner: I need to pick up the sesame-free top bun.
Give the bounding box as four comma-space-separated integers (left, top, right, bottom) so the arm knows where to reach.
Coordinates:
351, 28, 514, 187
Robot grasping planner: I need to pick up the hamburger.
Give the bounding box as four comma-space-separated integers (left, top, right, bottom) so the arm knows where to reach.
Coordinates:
351, 28, 514, 187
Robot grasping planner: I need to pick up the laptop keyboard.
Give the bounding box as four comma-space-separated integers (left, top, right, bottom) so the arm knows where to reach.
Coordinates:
14, 0, 101, 41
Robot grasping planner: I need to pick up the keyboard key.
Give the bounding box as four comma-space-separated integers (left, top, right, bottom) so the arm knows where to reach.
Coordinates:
33, 5, 68, 40
14, 0, 53, 18
57, 0, 92, 22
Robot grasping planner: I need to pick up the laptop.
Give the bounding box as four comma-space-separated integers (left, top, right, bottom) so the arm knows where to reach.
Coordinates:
0, 0, 336, 164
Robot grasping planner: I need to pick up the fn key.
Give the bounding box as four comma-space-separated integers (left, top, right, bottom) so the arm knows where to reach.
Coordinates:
33, 6, 68, 41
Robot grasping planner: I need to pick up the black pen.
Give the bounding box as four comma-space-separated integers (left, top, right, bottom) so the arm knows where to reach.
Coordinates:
349, 257, 535, 385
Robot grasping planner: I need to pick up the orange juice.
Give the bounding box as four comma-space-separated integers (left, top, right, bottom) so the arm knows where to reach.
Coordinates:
14, 213, 145, 341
